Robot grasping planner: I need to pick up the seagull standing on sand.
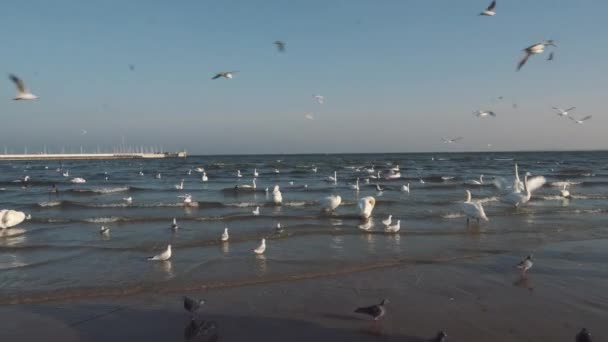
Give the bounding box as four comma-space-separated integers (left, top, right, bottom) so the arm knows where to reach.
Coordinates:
9, 74, 38, 100
462, 190, 489, 224
148, 244, 172, 261
354, 299, 388, 320
183, 296, 206, 317
552, 106, 575, 117
274, 40, 286, 52
221, 227, 229, 242
212, 71, 238, 80
517, 40, 556, 71
479, 0, 496, 16
517, 255, 533, 274
569, 115, 592, 124
253, 238, 266, 255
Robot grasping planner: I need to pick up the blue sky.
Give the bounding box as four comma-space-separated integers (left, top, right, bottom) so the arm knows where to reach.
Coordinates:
1, 0, 607, 154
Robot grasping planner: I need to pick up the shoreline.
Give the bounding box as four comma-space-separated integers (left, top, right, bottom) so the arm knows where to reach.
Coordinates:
0, 152, 186, 161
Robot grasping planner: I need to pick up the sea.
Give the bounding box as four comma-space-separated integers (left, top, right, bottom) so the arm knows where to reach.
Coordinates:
1, 151, 607, 304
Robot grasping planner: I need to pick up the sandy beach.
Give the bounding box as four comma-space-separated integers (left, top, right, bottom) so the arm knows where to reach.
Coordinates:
2, 238, 606, 342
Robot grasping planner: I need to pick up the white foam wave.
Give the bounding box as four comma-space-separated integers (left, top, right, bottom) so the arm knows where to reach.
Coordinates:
441, 212, 464, 219
84, 217, 122, 223
38, 201, 61, 207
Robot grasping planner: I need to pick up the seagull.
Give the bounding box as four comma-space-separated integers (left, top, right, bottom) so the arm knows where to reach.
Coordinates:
274, 40, 286, 52
100, 226, 110, 235
569, 115, 592, 124
221, 227, 229, 242
252, 206, 260, 216
354, 299, 388, 320
442, 137, 463, 144
171, 218, 179, 230
212, 71, 238, 80
148, 244, 172, 261
155, 173, 162, 179
431, 331, 448, 342
382, 215, 392, 226
275, 222, 284, 234
576, 328, 592, 342
321, 194, 342, 211
517, 40, 556, 71
9, 74, 38, 100
552, 106, 575, 117
385, 220, 400, 233
313, 94, 324, 104
547, 51, 555, 61
474, 110, 497, 118
517, 254, 533, 274
479, 0, 496, 16
462, 190, 489, 224
183, 296, 206, 316
253, 238, 266, 255
123, 196, 133, 204
401, 183, 410, 193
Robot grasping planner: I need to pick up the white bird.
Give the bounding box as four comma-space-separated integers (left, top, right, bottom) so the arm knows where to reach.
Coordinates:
321, 194, 342, 211
442, 137, 463, 144
382, 215, 392, 226
99, 226, 110, 235
175, 179, 184, 190
252, 206, 260, 216
221, 227, 229, 242
274, 168, 280, 174
501, 173, 546, 207
560, 184, 571, 199
236, 170, 242, 178
62, 170, 70, 177
313, 94, 324, 104
466, 175, 484, 185
350, 178, 360, 191
139, 171, 144, 176
358, 196, 376, 219
155, 173, 162, 179
212, 71, 238, 80
365, 166, 375, 174
171, 218, 178, 230
304, 112, 314, 120
473, 110, 496, 118
123, 196, 133, 204
253, 239, 266, 255
239, 179, 256, 189
148, 244, 172, 261
569, 115, 592, 124
385, 220, 401, 233
552, 106, 575, 117
517, 40, 556, 71
401, 183, 410, 193
275, 222, 284, 234
312, 167, 318, 173
479, 0, 496, 16
462, 190, 489, 223
71, 177, 86, 184
517, 255, 533, 274
182, 194, 193, 205
0, 209, 26, 228
358, 219, 374, 231
385, 171, 401, 180
187, 169, 192, 175
201, 172, 208, 182
9, 74, 38, 100
272, 185, 282, 205
419, 178, 426, 184
327, 171, 337, 184
195, 167, 205, 173
253, 168, 259, 177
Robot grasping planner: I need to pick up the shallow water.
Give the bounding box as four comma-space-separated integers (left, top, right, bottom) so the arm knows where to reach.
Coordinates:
1, 151, 608, 304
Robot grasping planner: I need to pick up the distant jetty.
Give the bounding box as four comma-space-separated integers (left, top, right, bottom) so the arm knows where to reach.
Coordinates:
0, 151, 187, 161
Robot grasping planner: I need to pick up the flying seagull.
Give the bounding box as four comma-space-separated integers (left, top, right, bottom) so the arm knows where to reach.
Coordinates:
212, 71, 239, 80
9, 74, 38, 100
517, 40, 556, 71
442, 137, 463, 144
552, 106, 575, 117
183, 296, 206, 316
569, 115, 592, 124
274, 40, 286, 52
547, 51, 555, 61
479, 0, 496, 16
354, 299, 388, 320
473, 110, 496, 118
313, 94, 324, 104
304, 112, 314, 120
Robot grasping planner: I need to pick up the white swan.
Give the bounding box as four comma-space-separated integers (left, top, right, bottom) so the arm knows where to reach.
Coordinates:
382, 215, 392, 226
462, 190, 489, 223
560, 184, 571, 199
148, 245, 172, 261
327, 171, 337, 184
171, 218, 178, 230
350, 178, 360, 191
0, 209, 26, 228
358, 196, 376, 219
71, 177, 86, 184
501, 173, 546, 207
385, 171, 401, 180
253, 239, 266, 255
221, 228, 229, 242
175, 179, 184, 190
401, 183, 410, 193
321, 194, 342, 211
62, 170, 70, 177
201, 172, 208, 182
195, 167, 205, 173
274, 168, 280, 174
252, 206, 260, 216
239, 179, 256, 189
385, 220, 400, 233
237, 170, 243, 178
312, 167, 318, 173
466, 175, 484, 185
253, 168, 259, 177
9, 74, 38, 100
155, 173, 162, 179
123, 196, 133, 204
365, 166, 375, 174
272, 185, 282, 205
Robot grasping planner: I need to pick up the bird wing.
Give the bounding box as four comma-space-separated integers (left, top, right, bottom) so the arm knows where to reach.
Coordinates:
517, 53, 530, 71
580, 115, 592, 121
565, 107, 576, 112
547, 52, 554, 61
487, 0, 496, 11
526, 176, 546, 193
9, 74, 27, 93
568, 116, 576, 122
211, 74, 222, 80
489, 111, 496, 117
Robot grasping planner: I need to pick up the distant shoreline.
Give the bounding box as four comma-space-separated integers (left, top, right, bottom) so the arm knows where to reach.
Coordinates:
0, 152, 187, 161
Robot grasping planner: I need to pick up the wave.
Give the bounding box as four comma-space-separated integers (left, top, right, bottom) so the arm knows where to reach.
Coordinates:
72, 187, 130, 194
35, 200, 223, 209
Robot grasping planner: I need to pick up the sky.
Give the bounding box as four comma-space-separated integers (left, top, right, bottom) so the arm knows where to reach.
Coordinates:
1, 0, 607, 155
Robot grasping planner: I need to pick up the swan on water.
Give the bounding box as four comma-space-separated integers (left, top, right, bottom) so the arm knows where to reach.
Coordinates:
238, 179, 256, 189
71, 177, 86, 184
175, 179, 184, 190
462, 190, 489, 224
465, 175, 484, 185
321, 194, 342, 211
221, 228, 229, 242
201, 172, 208, 182
501, 173, 546, 207
252, 206, 260, 216
327, 171, 337, 184
99, 226, 110, 235
350, 178, 360, 191
253, 168, 259, 177
560, 184, 571, 199
401, 183, 410, 193
358, 196, 376, 219
0, 209, 26, 228
272, 185, 282, 204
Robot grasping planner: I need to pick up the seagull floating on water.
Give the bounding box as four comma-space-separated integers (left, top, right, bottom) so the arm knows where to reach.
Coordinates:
221, 227, 229, 242
552, 106, 575, 117
148, 244, 172, 261
569, 115, 592, 124
517, 254, 533, 274
517, 40, 556, 71
9, 74, 38, 100
212, 71, 238, 80
354, 299, 388, 320
479, 0, 496, 16
253, 238, 266, 255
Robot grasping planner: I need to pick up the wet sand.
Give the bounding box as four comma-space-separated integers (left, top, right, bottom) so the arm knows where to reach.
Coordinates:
1, 238, 606, 342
